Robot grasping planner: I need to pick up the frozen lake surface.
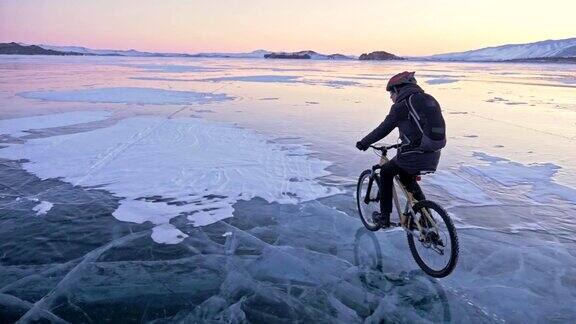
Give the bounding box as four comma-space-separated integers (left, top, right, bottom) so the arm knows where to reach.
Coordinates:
0, 56, 575, 322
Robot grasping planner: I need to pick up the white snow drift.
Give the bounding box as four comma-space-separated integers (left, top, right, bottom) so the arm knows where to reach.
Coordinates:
0, 113, 340, 244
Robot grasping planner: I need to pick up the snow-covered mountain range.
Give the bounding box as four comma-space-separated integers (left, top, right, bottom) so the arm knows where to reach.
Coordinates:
2, 38, 575, 62
423, 38, 576, 62
37, 44, 194, 57
26, 45, 353, 59
32, 45, 355, 60
29, 44, 267, 58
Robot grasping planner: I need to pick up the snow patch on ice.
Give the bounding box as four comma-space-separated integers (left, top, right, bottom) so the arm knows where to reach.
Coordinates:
425, 78, 459, 85
19, 87, 234, 105
199, 75, 361, 89
555, 75, 576, 85
201, 75, 300, 83
151, 223, 189, 244
322, 80, 362, 88
485, 97, 527, 106
472, 152, 509, 163
486, 97, 508, 103
32, 200, 54, 216
124, 64, 222, 73
427, 170, 498, 206
0, 114, 340, 244
0, 111, 111, 138
464, 152, 576, 204
131, 76, 196, 82
429, 152, 576, 206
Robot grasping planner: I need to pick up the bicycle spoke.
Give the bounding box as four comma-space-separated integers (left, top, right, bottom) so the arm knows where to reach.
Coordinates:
410, 204, 456, 275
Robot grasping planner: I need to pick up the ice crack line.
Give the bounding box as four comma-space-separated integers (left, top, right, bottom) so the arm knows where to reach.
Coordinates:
445, 107, 574, 141
16, 231, 148, 323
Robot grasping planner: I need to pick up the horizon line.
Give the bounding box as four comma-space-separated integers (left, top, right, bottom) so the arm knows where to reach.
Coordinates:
5, 35, 576, 58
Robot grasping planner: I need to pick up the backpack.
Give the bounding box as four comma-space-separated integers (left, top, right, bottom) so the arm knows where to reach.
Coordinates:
406, 94, 447, 152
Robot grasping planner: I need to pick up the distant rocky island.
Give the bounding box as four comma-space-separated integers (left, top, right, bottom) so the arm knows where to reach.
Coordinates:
264, 50, 354, 60
359, 51, 403, 61
264, 52, 311, 59
0, 42, 83, 56
190, 50, 270, 59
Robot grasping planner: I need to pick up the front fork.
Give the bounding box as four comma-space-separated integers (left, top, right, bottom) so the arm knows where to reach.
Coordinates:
363, 175, 376, 205
364, 164, 382, 205
364, 156, 388, 206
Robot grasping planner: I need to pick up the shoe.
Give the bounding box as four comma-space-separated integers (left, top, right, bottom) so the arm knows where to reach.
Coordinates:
372, 212, 390, 228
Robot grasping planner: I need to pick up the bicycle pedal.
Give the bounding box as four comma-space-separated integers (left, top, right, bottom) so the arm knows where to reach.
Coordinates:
379, 222, 391, 229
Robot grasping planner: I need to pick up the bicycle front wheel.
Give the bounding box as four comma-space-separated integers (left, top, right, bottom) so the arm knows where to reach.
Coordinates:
407, 200, 459, 278
357, 169, 382, 231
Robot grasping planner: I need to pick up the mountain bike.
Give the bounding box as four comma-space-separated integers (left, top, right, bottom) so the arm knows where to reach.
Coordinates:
356, 144, 459, 278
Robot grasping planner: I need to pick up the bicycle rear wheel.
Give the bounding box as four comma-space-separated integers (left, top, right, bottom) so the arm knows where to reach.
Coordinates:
357, 170, 382, 231
407, 200, 459, 278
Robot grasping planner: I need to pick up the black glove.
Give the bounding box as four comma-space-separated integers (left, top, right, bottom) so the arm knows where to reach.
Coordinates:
356, 141, 368, 151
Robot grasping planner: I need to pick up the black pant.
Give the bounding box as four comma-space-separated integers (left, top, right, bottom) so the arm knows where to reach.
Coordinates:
378, 159, 426, 222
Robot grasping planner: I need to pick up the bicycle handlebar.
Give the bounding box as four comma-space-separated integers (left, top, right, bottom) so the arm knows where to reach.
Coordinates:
369, 143, 401, 151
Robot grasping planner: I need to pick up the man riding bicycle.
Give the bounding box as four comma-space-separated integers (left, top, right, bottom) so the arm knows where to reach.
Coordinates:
356, 71, 447, 228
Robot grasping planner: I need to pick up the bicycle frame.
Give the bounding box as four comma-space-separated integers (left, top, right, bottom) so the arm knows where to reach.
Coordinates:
375, 153, 439, 236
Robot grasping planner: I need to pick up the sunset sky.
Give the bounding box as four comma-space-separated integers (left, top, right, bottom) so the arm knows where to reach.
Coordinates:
1, 0, 574, 56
